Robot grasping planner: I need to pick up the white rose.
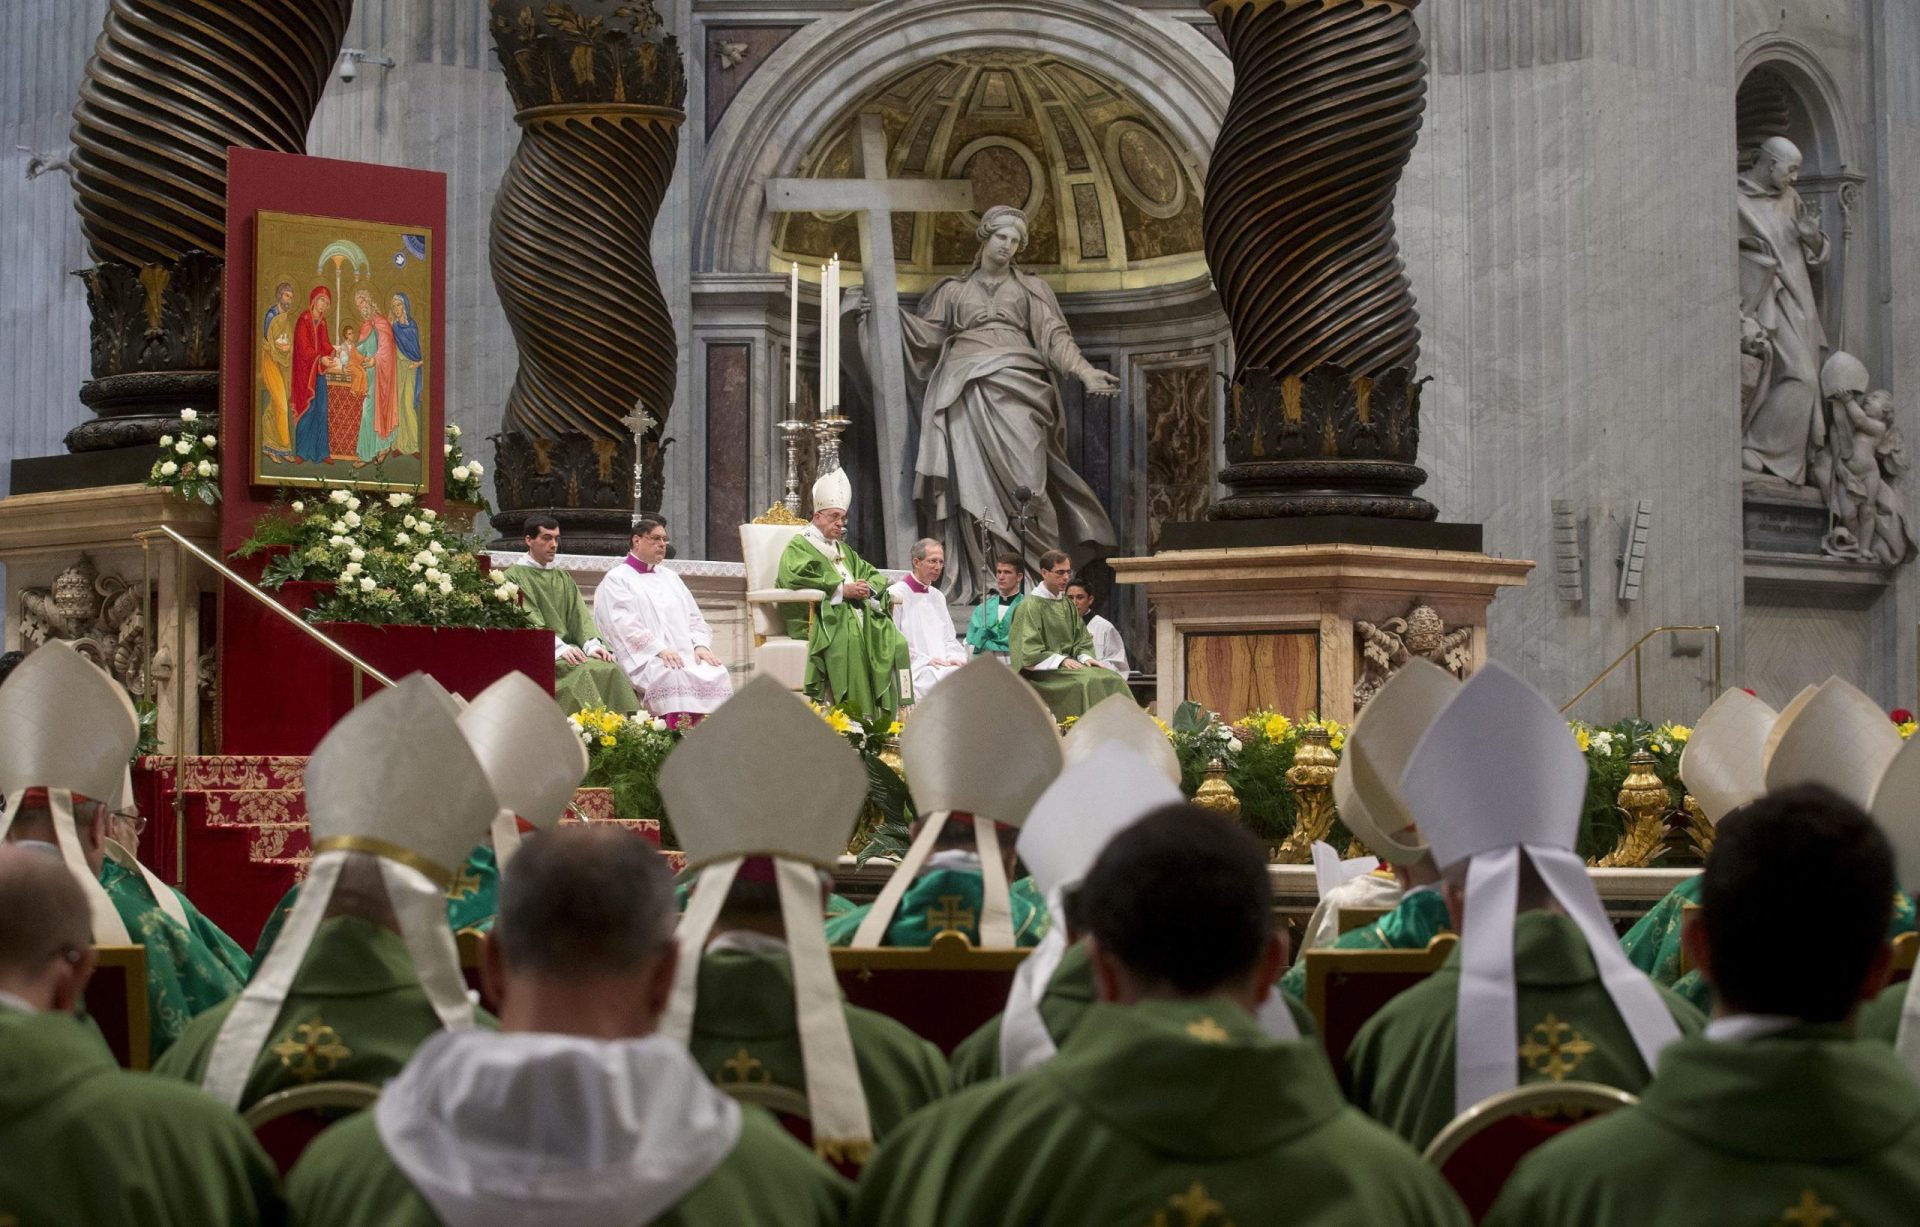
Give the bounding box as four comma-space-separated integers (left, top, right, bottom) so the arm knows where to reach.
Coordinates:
342, 562, 362, 578
493, 586, 512, 601
422, 509, 437, 522
196, 460, 212, 477
468, 461, 484, 476
649, 719, 667, 732
394, 532, 411, 547
346, 496, 361, 511
412, 582, 428, 596
443, 444, 454, 456
330, 489, 350, 505
448, 424, 462, 438
500, 580, 519, 596
403, 515, 418, 529
157, 435, 173, 448
342, 511, 361, 528
208, 462, 219, 475
174, 440, 192, 455
424, 567, 442, 583
159, 461, 178, 477
408, 562, 423, 574
412, 550, 434, 566
451, 466, 470, 482
1225, 734, 1243, 754
179, 407, 197, 422
428, 540, 445, 555
359, 577, 377, 592
290, 500, 305, 512
328, 534, 350, 547
201, 434, 217, 447
438, 580, 454, 596
348, 547, 365, 562
388, 492, 412, 508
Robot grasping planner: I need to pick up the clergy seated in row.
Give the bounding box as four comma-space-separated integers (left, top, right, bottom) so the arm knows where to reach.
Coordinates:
890, 538, 967, 700
828, 660, 1058, 949
0, 642, 246, 1057
1279, 661, 1460, 1001
1009, 550, 1129, 721
962, 559, 1024, 661
503, 515, 639, 717
662, 678, 950, 1151
288, 824, 850, 1226
1343, 664, 1705, 1153
851, 805, 1469, 1227
594, 516, 733, 728
1065, 577, 1128, 674
0, 847, 282, 1225
1491, 785, 1920, 1225
777, 470, 910, 727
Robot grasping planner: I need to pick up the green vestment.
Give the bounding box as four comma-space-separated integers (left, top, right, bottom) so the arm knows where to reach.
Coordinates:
1486, 1025, 1920, 1226
1858, 976, 1909, 1043
253, 845, 500, 966
962, 592, 1023, 655
1007, 591, 1130, 720
1344, 911, 1708, 1152
775, 532, 909, 725
99, 859, 248, 1057
851, 998, 1470, 1227
504, 561, 639, 716
155, 915, 497, 1111
824, 869, 1050, 948
287, 1098, 849, 1226
691, 945, 949, 1141
0, 1006, 282, 1226
1280, 886, 1451, 1001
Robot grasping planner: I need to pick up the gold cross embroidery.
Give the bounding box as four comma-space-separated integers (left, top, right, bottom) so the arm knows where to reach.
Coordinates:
1185, 1016, 1231, 1044
447, 866, 485, 902
1518, 1013, 1596, 1081
925, 894, 975, 935
720, 1047, 771, 1085
1150, 1181, 1235, 1227
1779, 1190, 1842, 1227
269, 1017, 353, 1084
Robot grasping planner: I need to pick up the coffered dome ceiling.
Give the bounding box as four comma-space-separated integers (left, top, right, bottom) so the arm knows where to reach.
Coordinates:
772, 51, 1208, 293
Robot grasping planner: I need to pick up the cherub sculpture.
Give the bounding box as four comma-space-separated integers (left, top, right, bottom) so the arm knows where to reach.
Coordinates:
1355, 602, 1473, 710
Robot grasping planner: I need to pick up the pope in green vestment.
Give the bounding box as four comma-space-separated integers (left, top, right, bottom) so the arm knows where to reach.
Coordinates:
776, 518, 909, 726
1279, 886, 1451, 1001
690, 939, 949, 1140
155, 915, 499, 1111
963, 590, 1023, 657
504, 558, 641, 716
1345, 911, 1708, 1152
0, 1005, 282, 1226
825, 865, 1050, 947
852, 998, 1470, 1226
99, 858, 248, 1056
1008, 582, 1129, 721
253, 844, 500, 965
1486, 1025, 1920, 1226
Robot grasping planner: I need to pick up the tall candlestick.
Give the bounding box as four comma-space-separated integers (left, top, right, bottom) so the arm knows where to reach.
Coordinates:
788, 261, 799, 405
829, 255, 841, 413
818, 262, 828, 420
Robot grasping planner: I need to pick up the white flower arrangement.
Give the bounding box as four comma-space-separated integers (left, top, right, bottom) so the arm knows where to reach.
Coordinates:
146, 410, 219, 504
179, 407, 198, 422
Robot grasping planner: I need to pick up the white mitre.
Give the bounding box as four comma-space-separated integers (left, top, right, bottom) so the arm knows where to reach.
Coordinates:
1762, 677, 1903, 811
812, 467, 852, 514
199, 674, 499, 1109
458, 671, 589, 869
0, 641, 140, 944
1337, 659, 1458, 868
657, 674, 872, 1162
1402, 661, 1681, 1115
853, 658, 1063, 949
1678, 689, 1778, 825
1869, 730, 1920, 1076
1761, 683, 1820, 777
1062, 694, 1180, 785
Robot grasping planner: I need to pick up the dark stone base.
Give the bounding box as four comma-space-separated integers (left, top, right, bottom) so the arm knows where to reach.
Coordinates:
1213, 459, 1437, 522
11, 447, 158, 494
488, 506, 634, 556
1157, 516, 1483, 553
69, 371, 220, 453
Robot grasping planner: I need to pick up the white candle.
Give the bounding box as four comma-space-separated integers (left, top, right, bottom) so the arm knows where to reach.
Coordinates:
818, 263, 829, 419
788, 262, 799, 407
829, 255, 841, 414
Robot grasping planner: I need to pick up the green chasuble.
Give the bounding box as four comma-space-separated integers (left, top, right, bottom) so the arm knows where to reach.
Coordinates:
1858, 976, 1910, 1044
851, 999, 1470, 1227
253, 845, 500, 966
691, 945, 949, 1141
1486, 1025, 1920, 1227
288, 1098, 848, 1227
824, 869, 1050, 948
99, 859, 248, 1057
504, 561, 639, 716
0, 1006, 282, 1226
1344, 911, 1707, 1152
1007, 590, 1130, 721
155, 916, 497, 1111
950, 943, 1319, 1087
775, 532, 909, 725
963, 592, 1022, 656
1280, 886, 1451, 1001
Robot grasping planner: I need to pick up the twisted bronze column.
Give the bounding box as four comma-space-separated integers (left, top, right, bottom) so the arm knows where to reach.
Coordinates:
1203, 0, 1435, 521
488, 1, 685, 551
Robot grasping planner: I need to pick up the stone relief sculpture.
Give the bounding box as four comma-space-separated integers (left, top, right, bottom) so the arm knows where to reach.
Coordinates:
1739, 136, 1832, 486
1354, 602, 1472, 710
1816, 353, 1917, 565
18, 554, 148, 693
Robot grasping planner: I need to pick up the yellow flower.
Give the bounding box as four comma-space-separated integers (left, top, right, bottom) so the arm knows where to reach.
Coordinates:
1263, 713, 1292, 742
1573, 725, 1592, 753
598, 735, 616, 747
1901, 721, 1917, 741
886, 720, 904, 736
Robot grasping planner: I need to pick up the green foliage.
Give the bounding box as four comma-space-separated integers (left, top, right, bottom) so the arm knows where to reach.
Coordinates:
145, 412, 221, 505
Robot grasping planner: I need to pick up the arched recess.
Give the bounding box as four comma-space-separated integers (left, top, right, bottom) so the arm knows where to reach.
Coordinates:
696, 0, 1230, 276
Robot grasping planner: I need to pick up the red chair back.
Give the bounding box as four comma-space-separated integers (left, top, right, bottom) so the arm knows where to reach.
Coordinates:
243, 1081, 382, 1177
832, 934, 1028, 1054
457, 930, 495, 1011
1302, 934, 1457, 1076
84, 945, 151, 1070
1424, 1081, 1637, 1221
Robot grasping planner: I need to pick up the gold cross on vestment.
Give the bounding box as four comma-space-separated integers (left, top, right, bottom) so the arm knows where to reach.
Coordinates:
721, 1047, 771, 1085
1150, 1181, 1235, 1227
270, 1017, 353, 1083
1185, 1016, 1231, 1045
1518, 1013, 1596, 1081
925, 894, 975, 935
446, 866, 484, 902
1779, 1190, 1842, 1227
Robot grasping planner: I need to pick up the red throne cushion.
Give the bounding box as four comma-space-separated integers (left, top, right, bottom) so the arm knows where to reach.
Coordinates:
1436, 1111, 1579, 1221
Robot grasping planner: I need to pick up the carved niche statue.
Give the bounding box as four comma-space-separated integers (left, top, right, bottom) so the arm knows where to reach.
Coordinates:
1354, 601, 1472, 711
1814, 353, 1918, 565
1738, 136, 1832, 486
18, 555, 149, 694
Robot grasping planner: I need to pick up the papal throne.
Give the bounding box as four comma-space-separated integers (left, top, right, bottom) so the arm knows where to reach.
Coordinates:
741, 509, 821, 693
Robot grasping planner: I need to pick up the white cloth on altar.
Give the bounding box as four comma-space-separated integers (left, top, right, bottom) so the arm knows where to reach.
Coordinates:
591, 560, 733, 715
508, 552, 607, 660
1085, 614, 1128, 675
1298, 870, 1406, 954
889, 579, 966, 699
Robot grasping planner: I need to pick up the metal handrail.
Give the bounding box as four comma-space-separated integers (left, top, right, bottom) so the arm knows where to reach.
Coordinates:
1560, 625, 1722, 719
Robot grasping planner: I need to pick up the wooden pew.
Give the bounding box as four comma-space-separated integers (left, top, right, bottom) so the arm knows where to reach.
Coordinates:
84, 944, 150, 1071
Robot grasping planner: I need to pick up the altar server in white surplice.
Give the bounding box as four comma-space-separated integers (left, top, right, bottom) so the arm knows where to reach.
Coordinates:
889, 538, 968, 702
592, 516, 734, 727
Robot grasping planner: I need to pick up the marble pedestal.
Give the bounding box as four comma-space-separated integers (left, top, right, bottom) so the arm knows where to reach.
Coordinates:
1109, 543, 1535, 723
0, 485, 219, 754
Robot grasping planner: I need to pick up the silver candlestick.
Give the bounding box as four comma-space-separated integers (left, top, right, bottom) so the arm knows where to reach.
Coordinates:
813, 413, 849, 473
777, 410, 809, 516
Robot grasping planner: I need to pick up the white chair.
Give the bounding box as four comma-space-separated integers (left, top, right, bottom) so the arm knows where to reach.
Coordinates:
741, 513, 821, 693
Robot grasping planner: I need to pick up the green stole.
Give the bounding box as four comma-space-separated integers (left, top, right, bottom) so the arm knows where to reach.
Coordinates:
774, 532, 908, 725
1279, 887, 1451, 1000
155, 916, 498, 1111
100, 860, 249, 1057
690, 945, 949, 1142
252, 845, 501, 968
851, 999, 1469, 1226
1007, 591, 1130, 720
963, 593, 1022, 655
824, 869, 1051, 948
0, 1006, 283, 1225
1487, 1025, 1920, 1226
503, 561, 640, 716
1345, 910, 1707, 1152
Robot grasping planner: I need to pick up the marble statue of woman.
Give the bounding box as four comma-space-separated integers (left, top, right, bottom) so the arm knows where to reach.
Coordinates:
858, 205, 1118, 603
1739, 136, 1831, 486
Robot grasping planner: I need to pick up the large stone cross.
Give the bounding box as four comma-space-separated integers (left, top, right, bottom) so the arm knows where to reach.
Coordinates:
765, 112, 974, 566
